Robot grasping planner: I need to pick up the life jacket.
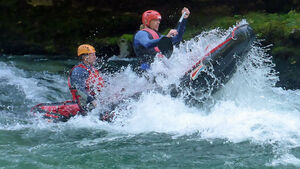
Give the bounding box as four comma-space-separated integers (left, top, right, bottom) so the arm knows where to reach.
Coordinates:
68, 63, 104, 104
133, 28, 164, 60
31, 63, 104, 123
142, 28, 162, 55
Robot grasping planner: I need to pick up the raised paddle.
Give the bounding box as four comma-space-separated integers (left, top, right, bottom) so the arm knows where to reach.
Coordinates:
157, 11, 186, 58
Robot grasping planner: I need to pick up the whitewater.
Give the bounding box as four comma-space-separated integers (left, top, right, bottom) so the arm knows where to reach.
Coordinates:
1, 21, 300, 168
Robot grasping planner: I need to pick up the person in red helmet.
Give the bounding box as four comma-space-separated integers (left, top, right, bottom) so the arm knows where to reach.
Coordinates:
133, 7, 190, 71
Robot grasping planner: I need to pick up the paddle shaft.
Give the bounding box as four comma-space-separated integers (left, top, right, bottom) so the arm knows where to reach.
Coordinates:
178, 12, 186, 25
172, 11, 186, 35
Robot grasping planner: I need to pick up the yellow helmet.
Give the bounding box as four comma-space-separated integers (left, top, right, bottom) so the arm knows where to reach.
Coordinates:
77, 44, 96, 56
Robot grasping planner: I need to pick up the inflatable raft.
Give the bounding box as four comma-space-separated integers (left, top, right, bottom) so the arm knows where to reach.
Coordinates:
176, 24, 255, 104
31, 100, 81, 122
31, 24, 255, 122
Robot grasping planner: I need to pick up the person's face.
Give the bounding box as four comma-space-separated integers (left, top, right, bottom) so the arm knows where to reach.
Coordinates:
86, 52, 96, 65
149, 19, 160, 31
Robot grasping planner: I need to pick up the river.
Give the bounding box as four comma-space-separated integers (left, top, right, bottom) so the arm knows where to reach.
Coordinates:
1, 22, 300, 169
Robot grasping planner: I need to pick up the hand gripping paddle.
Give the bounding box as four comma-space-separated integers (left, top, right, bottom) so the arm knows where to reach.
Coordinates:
157, 12, 186, 59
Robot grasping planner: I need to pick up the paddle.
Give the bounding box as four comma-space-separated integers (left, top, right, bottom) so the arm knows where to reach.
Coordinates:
157, 12, 186, 58
157, 37, 173, 58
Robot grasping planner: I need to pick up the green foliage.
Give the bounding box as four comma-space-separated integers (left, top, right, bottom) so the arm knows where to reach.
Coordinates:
94, 37, 119, 45
183, 11, 300, 42
0, 0, 299, 59
180, 10, 300, 62
120, 34, 134, 42
272, 46, 300, 60
244, 11, 300, 41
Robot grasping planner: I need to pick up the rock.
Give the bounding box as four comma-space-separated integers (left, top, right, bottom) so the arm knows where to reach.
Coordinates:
118, 38, 132, 58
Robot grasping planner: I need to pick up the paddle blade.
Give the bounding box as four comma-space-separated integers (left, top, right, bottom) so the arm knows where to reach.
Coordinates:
158, 37, 173, 58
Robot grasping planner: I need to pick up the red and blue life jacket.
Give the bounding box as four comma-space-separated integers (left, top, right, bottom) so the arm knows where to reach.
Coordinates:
133, 28, 164, 60
68, 63, 104, 104
31, 64, 104, 122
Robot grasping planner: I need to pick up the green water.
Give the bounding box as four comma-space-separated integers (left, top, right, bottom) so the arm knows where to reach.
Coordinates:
0, 128, 282, 169
1, 48, 300, 169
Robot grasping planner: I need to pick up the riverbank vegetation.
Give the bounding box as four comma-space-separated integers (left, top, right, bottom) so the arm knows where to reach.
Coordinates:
0, 0, 299, 88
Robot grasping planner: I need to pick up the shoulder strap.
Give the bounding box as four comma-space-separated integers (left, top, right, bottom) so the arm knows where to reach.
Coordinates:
142, 28, 160, 39
142, 28, 161, 53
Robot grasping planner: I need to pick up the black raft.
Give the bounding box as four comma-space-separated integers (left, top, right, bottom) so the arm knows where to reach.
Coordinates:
106, 24, 256, 105
172, 24, 256, 104
31, 24, 255, 122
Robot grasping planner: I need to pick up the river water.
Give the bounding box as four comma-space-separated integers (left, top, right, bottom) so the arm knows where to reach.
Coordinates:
1, 22, 300, 169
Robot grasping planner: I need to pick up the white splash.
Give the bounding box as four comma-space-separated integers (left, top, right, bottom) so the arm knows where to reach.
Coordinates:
1, 20, 300, 167
0, 61, 69, 104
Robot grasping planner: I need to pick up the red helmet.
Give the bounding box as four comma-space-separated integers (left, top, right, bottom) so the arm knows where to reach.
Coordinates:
142, 10, 161, 27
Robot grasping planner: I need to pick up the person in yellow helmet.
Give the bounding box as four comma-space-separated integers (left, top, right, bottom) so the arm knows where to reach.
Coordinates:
68, 44, 113, 121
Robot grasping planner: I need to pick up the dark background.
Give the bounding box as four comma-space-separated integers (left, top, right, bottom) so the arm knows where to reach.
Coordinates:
0, 0, 299, 89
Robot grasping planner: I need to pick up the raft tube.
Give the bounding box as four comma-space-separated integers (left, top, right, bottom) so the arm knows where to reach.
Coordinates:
31, 100, 115, 122
31, 100, 81, 122
177, 24, 255, 103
